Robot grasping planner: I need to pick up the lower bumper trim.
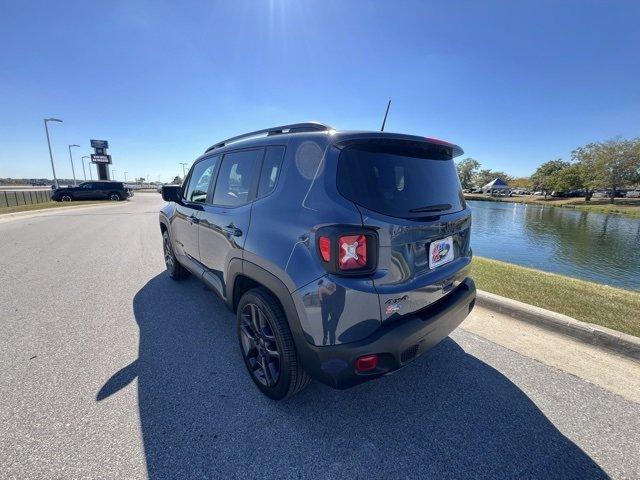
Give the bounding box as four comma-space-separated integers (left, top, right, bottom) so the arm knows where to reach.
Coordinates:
296, 277, 477, 389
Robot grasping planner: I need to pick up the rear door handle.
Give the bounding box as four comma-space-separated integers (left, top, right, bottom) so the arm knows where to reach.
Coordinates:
222, 223, 242, 237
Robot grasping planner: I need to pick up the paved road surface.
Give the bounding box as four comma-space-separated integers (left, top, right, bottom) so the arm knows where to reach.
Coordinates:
1, 194, 638, 479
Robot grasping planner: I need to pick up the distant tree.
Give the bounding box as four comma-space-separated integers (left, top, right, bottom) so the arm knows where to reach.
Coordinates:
456, 158, 481, 189
172, 175, 183, 185
509, 177, 532, 189
135, 177, 146, 184
572, 138, 640, 203
530, 159, 570, 198
550, 163, 584, 193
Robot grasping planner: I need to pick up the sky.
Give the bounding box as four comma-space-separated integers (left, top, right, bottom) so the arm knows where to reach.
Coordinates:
1, 0, 639, 182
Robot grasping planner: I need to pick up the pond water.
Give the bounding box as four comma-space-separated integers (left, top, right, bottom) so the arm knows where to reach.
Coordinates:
468, 200, 640, 290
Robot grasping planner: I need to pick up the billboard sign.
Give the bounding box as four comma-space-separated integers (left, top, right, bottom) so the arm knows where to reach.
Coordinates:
91, 154, 112, 164
90, 139, 109, 149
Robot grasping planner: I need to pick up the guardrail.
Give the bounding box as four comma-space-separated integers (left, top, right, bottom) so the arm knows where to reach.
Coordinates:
0, 189, 53, 207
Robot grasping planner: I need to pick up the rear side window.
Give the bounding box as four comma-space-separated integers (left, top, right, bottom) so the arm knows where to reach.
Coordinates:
212, 149, 262, 206
185, 157, 218, 203
337, 141, 465, 218
257, 146, 285, 197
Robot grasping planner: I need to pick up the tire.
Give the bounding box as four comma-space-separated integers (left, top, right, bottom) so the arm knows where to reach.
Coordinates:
237, 287, 310, 400
60, 194, 73, 202
109, 192, 121, 201
162, 231, 189, 280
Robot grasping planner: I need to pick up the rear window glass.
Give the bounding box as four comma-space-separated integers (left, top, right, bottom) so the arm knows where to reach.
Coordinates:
337, 141, 465, 218
258, 146, 285, 197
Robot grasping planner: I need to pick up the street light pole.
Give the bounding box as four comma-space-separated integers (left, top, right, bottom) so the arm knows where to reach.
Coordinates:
112, 169, 116, 180
68, 144, 80, 186
124, 171, 128, 182
179, 162, 188, 178
44, 118, 63, 189
81, 156, 89, 180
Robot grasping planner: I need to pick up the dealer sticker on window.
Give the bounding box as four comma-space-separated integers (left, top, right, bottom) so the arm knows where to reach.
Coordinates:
429, 236, 454, 269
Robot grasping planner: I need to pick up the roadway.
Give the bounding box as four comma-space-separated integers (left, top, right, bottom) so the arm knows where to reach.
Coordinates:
1, 193, 638, 479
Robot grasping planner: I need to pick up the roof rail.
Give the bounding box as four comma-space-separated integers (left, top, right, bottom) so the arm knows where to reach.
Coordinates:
204, 122, 333, 153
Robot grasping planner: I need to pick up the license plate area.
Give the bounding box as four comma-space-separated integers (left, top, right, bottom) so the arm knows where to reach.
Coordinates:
429, 236, 454, 269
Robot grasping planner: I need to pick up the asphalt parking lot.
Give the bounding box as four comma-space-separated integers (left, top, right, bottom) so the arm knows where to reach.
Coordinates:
1, 193, 638, 479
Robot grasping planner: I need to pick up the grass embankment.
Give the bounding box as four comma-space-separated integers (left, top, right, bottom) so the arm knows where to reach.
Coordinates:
472, 256, 640, 338
0, 201, 104, 215
464, 193, 640, 218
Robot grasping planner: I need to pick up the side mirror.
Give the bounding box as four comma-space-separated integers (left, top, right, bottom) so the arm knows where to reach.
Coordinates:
162, 185, 182, 203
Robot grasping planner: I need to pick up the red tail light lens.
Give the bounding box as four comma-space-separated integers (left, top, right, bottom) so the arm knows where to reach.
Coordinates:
356, 354, 378, 372
338, 235, 367, 270
318, 236, 331, 262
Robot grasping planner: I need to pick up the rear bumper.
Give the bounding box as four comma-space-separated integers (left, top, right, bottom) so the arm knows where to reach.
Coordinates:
296, 277, 476, 389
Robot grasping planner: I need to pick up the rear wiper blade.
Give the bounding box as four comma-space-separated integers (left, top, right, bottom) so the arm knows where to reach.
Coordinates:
409, 203, 452, 213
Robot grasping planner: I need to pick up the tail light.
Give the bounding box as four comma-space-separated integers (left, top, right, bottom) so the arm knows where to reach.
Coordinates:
338, 235, 367, 270
356, 354, 379, 372
318, 236, 331, 262
316, 228, 377, 276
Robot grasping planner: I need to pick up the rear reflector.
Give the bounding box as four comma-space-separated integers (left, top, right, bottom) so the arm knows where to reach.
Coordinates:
355, 354, 378, 372
338, 235, 367, 270
319, 236, 331, 262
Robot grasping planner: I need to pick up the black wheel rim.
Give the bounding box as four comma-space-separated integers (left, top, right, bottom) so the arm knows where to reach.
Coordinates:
240, 303, 281, 387
110, 194, 119, 201
163, 235, 174, 272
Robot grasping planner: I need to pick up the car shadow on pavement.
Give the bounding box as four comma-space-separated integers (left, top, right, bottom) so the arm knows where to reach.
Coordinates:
98, 273, 609, 480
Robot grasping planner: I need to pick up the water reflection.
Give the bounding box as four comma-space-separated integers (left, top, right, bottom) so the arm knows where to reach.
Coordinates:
469, 200, 640, 290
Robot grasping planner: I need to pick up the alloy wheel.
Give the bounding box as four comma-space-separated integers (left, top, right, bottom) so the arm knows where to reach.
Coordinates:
239, 303, 281, 387
163, 235, 174, 272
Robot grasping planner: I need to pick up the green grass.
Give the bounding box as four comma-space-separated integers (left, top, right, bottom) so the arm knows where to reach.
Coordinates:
464, 194, 640, 218
472, 256, 640, 337
0, 200, 104, 215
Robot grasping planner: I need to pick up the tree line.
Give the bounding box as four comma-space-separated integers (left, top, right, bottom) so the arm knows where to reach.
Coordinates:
456, 137, 640, 203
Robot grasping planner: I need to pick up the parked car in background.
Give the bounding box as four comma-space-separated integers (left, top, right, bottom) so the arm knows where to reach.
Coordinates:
159, 122, 476, 400
533, 191, 544, 196
52, 181, 131, 202
626, 190, 640, 198
593, 189, 627, 198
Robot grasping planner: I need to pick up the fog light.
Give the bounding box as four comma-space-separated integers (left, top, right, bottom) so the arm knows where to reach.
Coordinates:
355, 354, 378, 372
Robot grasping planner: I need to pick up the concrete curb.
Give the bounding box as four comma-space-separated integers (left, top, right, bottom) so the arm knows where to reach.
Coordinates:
476, 290, 640, 361
0, 201, 128, 224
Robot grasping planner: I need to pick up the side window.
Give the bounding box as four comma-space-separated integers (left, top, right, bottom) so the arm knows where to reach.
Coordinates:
184, 157, 218, 203
80, 183, 92, 189
212, 149, 262, 206
257, 146, 285, 197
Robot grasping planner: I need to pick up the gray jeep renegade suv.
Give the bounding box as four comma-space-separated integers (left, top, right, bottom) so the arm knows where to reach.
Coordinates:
159, 122, 476, 400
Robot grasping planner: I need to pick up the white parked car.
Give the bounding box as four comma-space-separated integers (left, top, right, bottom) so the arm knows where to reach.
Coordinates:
626, 190, 640, 198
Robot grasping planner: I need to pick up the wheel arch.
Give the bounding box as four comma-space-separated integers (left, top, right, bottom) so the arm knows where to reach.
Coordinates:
227, 260, 309, 347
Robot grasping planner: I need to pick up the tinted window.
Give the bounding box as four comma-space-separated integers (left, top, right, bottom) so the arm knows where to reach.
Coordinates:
184, 157, 218, 203
212, 149, 262, 206
337, 141, 465, 218
257, 146, 285, 197
80, 183, 92, 189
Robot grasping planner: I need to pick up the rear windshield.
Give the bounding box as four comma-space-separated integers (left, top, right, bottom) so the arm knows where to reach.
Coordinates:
337, 141, 465, 218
